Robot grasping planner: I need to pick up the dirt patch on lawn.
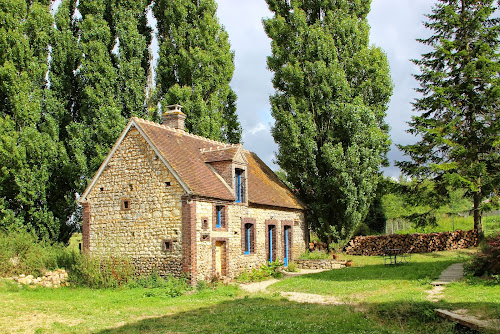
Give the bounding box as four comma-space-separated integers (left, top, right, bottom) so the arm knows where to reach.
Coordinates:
280, 292, 345, 305
1, 312, 82, 334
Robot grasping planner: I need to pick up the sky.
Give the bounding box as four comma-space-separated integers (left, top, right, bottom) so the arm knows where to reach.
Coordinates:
215, 0, 436, 178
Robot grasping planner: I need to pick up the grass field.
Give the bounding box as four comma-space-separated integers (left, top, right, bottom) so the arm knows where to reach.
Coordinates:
1, 248, 498, 334
394, 214, 500, 236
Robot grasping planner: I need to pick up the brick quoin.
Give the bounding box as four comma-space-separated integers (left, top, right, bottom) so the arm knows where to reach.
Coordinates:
82, 202, 90, 253
182, 197, 197, 285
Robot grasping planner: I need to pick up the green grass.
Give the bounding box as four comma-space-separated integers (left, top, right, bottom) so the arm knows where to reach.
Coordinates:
1, 248, 498, 333
442, 278, 500, 320
270, 250, 474, 304
395, 214, 500, 236
0, 281, 455, 334
0, 282, 239, 333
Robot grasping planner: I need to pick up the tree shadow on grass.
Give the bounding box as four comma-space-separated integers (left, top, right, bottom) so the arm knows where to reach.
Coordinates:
96, 297, 385, 334
95, 296, 498, 334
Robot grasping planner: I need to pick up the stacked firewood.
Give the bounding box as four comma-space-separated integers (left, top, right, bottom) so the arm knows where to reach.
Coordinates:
344, 230, 478, 256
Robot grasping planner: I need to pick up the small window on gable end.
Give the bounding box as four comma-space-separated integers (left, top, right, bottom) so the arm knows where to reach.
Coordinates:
162, 239, 173, 252
121, 199, 131, 210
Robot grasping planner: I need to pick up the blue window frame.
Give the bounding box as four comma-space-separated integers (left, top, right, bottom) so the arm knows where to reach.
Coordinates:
235, 169, 243, 203
244, 223, 252, 255
216, 205, 223, 228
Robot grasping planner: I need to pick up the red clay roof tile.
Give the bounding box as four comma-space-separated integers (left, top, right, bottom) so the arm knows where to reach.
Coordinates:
133, 118, 304, 210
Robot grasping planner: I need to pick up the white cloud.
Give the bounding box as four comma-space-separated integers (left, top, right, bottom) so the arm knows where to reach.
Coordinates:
220, 1, 437, 175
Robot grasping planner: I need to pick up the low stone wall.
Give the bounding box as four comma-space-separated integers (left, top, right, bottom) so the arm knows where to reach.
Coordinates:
12, 269, 69, 288
295, 259, 347, 270
344, 230, 478, 256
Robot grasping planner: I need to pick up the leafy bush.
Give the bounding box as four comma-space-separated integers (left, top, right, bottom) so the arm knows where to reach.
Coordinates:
128, 271, 190, 298
298, 250, 330, 260
284, 261, 298, 272
464, 233, 500, 278
237, 259, 284, 282
0, 230, 66, 277
68, 254, 135, 288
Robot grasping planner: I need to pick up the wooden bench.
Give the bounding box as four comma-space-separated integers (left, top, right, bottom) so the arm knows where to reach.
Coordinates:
383, 248, 411, 265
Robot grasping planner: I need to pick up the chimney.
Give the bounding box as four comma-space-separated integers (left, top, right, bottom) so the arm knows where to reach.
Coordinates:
162, 104, 186, 130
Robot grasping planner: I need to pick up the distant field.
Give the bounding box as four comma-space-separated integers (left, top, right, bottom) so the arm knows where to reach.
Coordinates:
391, 214, 499, 236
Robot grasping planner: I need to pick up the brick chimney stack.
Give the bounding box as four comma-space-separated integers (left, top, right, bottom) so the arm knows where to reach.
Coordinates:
162, 104, 186, 131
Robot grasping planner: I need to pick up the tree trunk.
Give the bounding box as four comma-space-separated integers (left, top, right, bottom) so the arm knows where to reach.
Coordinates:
473, 192, 483, 240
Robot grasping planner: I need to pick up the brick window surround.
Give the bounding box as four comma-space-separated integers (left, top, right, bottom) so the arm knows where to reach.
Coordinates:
212, 204, 228, 231
241, 218, 256, 255
265, 219, 278, 263
282, 220, 293, 263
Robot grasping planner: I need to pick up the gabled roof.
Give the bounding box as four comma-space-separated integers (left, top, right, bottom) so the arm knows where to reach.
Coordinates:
81, 117, 305, 210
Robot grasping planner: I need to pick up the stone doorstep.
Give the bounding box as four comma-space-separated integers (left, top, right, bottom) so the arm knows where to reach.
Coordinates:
436, 309, 499, 331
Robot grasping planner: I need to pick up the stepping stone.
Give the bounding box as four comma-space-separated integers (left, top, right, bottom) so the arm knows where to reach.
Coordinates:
432, 263, 464, 286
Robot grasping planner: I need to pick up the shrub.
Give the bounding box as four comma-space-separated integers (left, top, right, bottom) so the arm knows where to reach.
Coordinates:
128, 271, 190, 298
298, 250, 330, 260
464, 233, 500, 278
237, 259, 284, 282
68, 254, 135, 288
285, 261, 298, 272
0, 230, 66, 277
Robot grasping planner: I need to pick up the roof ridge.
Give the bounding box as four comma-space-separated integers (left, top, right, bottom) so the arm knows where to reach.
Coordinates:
200, 143, 242, 153
132, 116, 234, 148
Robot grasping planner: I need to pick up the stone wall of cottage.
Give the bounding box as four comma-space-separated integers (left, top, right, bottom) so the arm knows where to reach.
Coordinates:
194, 201, 306, 281
85, 127, 185, 276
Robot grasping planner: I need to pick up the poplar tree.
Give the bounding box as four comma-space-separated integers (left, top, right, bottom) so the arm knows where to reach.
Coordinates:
153, 0, 242, 143
0, 0, 62, 240
397, 0, 500, 235
108, 0, 152, 119
264, 0, 393, 243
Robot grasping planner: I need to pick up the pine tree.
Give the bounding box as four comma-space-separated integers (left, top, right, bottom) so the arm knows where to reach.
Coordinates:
0, 0, 63, 240
153, 0, 242, 143
264, 0, 393, 243
397, 0, 500, 235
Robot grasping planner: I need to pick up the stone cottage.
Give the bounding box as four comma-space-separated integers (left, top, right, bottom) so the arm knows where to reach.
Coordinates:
79, 105, 307, 284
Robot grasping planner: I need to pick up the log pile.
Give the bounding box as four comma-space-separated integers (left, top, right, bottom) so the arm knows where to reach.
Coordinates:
344, 230, 478, 256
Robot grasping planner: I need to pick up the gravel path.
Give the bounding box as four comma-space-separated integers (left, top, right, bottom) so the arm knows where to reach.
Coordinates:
426, 263, 464, 302
239, 269, 346, 305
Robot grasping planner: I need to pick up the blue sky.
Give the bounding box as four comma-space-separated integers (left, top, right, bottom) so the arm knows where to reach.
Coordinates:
215, 0, 436, 178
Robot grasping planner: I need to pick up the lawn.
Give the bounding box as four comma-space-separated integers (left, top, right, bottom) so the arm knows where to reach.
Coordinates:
0, 248, 498, 334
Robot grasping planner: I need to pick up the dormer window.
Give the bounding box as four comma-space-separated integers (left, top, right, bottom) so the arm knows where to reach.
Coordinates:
235, 168, 244, 203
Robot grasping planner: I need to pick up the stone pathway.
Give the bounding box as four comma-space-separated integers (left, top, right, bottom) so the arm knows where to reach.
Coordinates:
431, 263, 464, 286
425, 263, 464, 302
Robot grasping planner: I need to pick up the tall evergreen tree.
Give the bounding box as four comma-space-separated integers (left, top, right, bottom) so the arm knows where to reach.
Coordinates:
264, 0, 393, 243
0, 0, 63, 240
153, 0, 242, 143
397, 0, 500, 235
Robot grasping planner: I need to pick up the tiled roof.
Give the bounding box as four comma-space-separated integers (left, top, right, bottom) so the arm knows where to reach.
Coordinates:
201, 146, 240, 163
133, 118, 305, 210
